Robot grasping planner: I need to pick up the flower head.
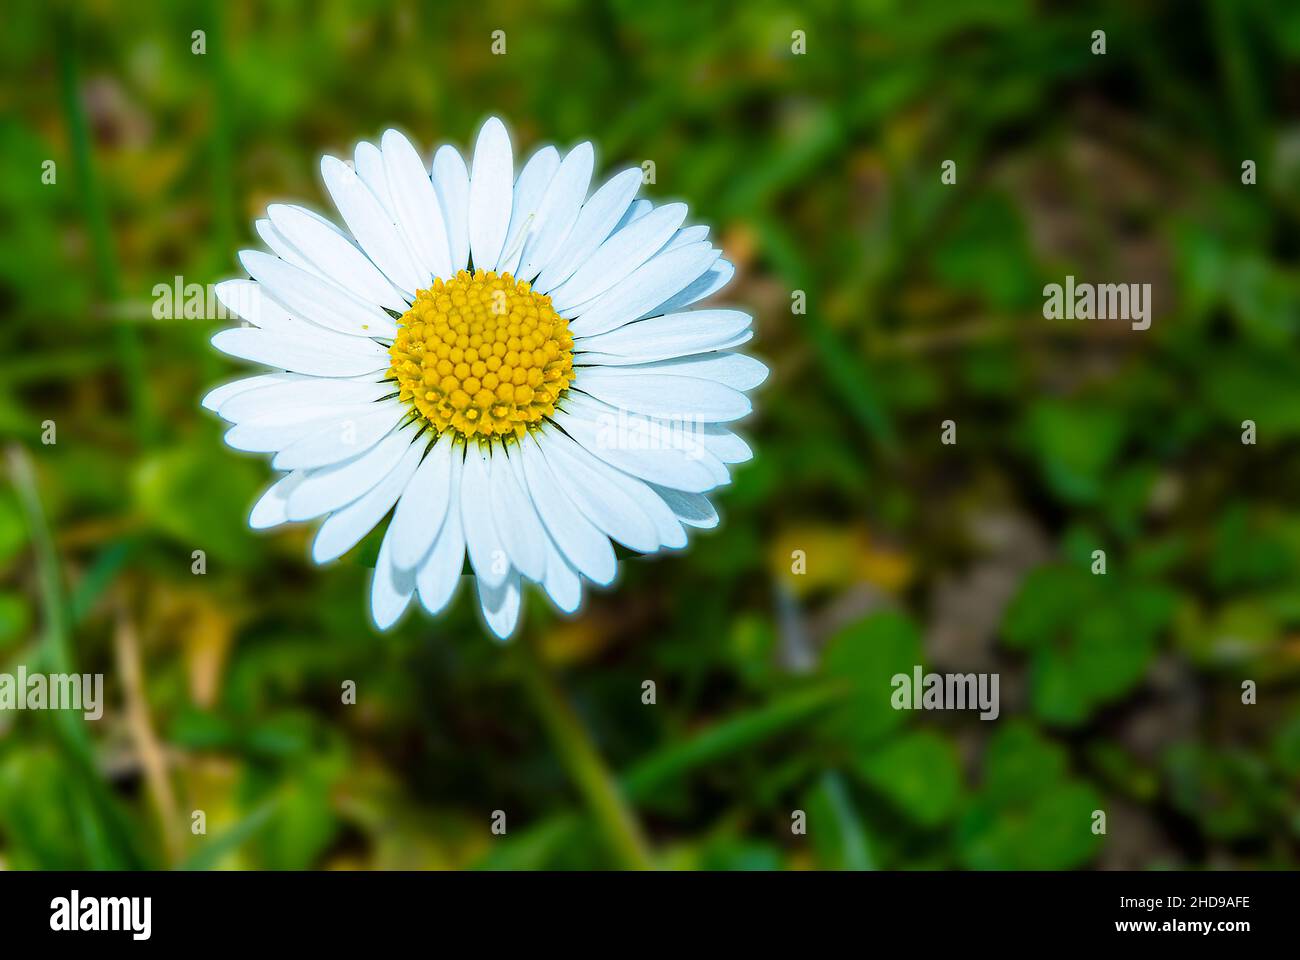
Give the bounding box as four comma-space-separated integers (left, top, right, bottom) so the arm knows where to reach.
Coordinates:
203, 117, 766, 638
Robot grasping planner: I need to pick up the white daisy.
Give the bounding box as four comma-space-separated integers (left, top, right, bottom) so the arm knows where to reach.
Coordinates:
202, 117, 767, 639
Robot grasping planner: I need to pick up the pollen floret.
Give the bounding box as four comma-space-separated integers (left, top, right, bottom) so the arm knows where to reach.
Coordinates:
388, 269, 575, 439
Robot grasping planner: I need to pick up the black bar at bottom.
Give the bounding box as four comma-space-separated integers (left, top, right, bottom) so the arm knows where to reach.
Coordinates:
0, 869, 1283, 945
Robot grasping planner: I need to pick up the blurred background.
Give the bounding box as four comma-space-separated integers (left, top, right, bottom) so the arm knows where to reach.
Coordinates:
1, 0, 1299, 870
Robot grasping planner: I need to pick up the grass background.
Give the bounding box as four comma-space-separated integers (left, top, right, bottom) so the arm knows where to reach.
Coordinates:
1, 0, 1299, 869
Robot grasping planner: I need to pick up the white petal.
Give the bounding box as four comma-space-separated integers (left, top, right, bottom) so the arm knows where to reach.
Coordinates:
663, 224, 710, 251
595, 351, 768, 391
468, 117, 514, 272
238, 251, 398, 339
545, 429, 686, 550
623, 482, 687, 550
217, 275, 397, 353
476, 568, 522, 640
286, 423, 418, 520
417, 448, 466, 614
517, 142, 594, 281
650, 484, 719, 528
575, 309, 751, 362
535, 168, 641, 292
576, 335, 751, 368
640, 258, 734, 318
615, 199, 652, 230
381, 129, 453, 283
248, 471, 306, 529
697, 424, 754, 464
549, 399, 717, 494
568, 243, 720, 338
371, 523, 416, 630
574, 368, 750, 422
459, 443, 509, 589
255, 218, 321, 277
218, 376, 391, 422
211, 329, 387, 378
312, 437, 426, 563
537, 409, 687, 549
498, 146, 560, 276
267, 204, 409, 311
693, 442, 730, 486
224, 401, 393, 453
354, 141, 397, 218
540, 421, 686, 548
518, 433, 616, 584
489, 447, 547, 581
202, 373, 299, 415
389, 430, 454, 569
549, 203, 687, 312
575, 434, 691, 550
214, 279, 339, 340
320, 154, 425, 295
537, 429, 660, 553
273, 403, 408, 470
553, 377, 738, 478
432, 145, 471, 273
540, 536, 582, 613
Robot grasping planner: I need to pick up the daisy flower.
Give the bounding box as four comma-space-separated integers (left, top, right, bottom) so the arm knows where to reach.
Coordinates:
202, 117, 766, 639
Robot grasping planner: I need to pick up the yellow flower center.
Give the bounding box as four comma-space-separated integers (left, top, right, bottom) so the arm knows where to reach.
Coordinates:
388, 270, 575, 440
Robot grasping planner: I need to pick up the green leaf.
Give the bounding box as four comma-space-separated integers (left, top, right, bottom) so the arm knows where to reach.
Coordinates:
132, 443, 263, 566
1003, 565, 1176, 725
1021, 400, 1126, 504
1209, 505, 1294, 590
0, 749, 89, 869
697, 837, 783, 871
1163, 744, 1275, 841
820, 611, 923, 747
856, 729, 963, 828
981, 720, 1070, 803
1271, 711, 1300, 780
250, 759, 343, 870
931, 193, 1039, 311
1205, 348, 1300, 436
1174, 598, 1280, 668
958, 722, 1103, 869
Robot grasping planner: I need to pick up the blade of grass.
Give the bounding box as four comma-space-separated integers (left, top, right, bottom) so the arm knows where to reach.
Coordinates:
178, 800, 278, 871
55, 11, 156, 444
7, 445, 144, 868
474, 680, 847, 869
199, 0, 236, 383
70, 538, 136, 625
472, 816, 584, 871
622, 680, 846, 800
804, 770, 874, 870
115, 602, 182, 864
751, 211, 898, 451
516, 637, 654, 870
